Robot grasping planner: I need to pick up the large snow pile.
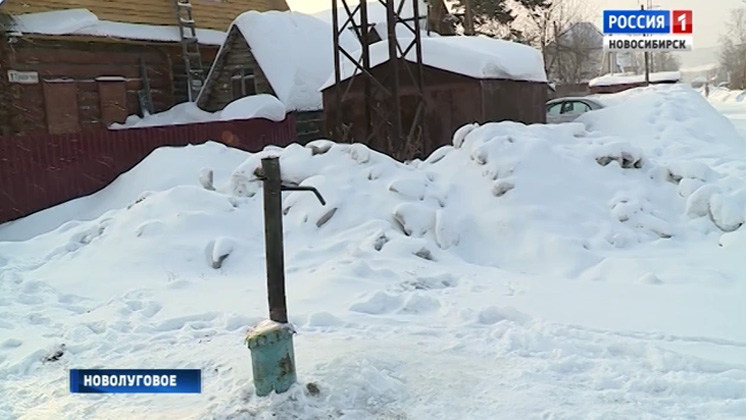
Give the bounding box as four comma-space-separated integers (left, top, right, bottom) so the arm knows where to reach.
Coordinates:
2, 84, 746, 418
110, 95, 287, 130
11, 9, 225, 45
231, 11, 360, 112
0, 143, 249, 241
323, 35, 547, 89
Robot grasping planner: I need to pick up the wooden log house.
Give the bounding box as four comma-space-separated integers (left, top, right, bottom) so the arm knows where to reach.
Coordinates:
0, 0, 289, 136
196, 10, 360, 143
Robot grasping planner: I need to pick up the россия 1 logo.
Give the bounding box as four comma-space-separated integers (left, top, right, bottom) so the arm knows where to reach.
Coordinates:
602, 9, 693, 52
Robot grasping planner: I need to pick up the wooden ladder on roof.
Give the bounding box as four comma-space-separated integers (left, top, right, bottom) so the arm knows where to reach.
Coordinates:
173, 0, 205, 102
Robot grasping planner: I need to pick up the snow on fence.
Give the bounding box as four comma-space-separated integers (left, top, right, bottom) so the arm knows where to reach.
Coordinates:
0, 116, 297, 224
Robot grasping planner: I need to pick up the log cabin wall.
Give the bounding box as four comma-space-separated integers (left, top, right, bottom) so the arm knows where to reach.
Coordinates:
168, 45, 219, 104
197, 27, 274, 112
0, 0, 290, 31
2, 36, 176, 136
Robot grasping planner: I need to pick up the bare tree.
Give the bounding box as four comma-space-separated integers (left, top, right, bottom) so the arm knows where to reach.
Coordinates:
719, 8, 746, 89
651, 52, 680, 72
519, 0, 602, 84
445, 0, 551, 41
521, 0, 585, 72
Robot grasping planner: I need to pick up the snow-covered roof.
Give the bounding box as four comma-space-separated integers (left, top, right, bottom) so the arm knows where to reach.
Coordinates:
8, 9, 225, 45
321, 35, 547, 90
231, 10, 360, 112
588, 71, 681, 87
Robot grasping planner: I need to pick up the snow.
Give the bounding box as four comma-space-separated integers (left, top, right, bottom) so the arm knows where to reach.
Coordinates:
11, 9, 225, 45
691, 75, 708, 84
589, 71, 681, 87
110, 95, 287, 130
220, 95, 287, 122
246, 320, 295, 340
3, 84, 746, 418
311, 0, 427, 27
0, 142, 248, 241
321, 35, 547, 90
231, 11, 360, 112
95, 76, 127, 82
706, 87, 746, 105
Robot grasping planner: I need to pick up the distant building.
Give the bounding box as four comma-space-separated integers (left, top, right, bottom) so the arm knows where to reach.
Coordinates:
0, 0, 288, 136
588, 71, 681, 94
197, 10, 360, 143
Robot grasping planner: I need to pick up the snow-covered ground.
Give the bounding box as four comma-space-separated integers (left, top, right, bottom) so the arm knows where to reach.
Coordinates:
707, 88, 746, 141
3, 85, 746, 419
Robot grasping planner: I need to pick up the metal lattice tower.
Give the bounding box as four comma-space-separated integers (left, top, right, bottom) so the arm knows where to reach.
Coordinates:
330, 0, 427, 160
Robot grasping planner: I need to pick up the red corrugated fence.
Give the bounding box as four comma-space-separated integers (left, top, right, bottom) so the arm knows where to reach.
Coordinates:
0, 115, 297, 224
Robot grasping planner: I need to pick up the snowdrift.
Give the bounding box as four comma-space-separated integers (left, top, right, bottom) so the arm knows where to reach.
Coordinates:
706, 87, 746, 104
2, 84, 746, 419
110, 95, 287, 130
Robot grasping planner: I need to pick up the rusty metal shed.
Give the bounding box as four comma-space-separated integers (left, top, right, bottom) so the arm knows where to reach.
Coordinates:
321, 35, 548, 157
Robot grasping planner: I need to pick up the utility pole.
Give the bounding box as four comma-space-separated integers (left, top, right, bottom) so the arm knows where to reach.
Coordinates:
646, 0, 660, 73
464, 0, 475, 35
641, 4, 650, 85
330, 0, 427, 161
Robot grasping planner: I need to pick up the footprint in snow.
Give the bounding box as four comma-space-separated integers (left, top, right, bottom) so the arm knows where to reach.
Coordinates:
306, 311, 345, 327
477, 306, 531, 326
397, 293, 441, 315
1, 338, 22, 348
399, 273, 459, 291
349, 291, 403, 315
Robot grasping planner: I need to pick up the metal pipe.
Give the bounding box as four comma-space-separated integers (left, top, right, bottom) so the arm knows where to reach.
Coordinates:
261, 157, 288, 324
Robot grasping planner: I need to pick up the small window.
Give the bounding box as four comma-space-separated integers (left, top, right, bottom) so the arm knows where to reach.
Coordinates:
231, 68, 256, 100
547, 103, 563, 115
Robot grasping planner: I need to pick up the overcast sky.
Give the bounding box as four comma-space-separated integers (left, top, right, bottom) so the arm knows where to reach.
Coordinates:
289, 0, 739, 49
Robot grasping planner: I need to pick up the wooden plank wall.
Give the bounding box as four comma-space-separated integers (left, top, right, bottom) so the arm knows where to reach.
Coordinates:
197, 27, 274, 112
481, 79, 548, 125
295, 111, 324, 144
0, 115, 298, 224
321, 64, 484, 157
0, 0, 290, 31
0, 34, 12, 136
3, 38, 176, 135
169, 46, 219, 104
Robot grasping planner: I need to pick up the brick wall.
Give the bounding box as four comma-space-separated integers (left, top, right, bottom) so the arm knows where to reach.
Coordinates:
0, 115, 297, 224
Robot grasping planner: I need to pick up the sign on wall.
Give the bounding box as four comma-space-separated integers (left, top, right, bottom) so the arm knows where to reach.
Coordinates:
8, 70, 40, 84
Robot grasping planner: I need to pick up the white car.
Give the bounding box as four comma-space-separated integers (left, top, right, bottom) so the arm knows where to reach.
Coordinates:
546, 97, 605, 124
